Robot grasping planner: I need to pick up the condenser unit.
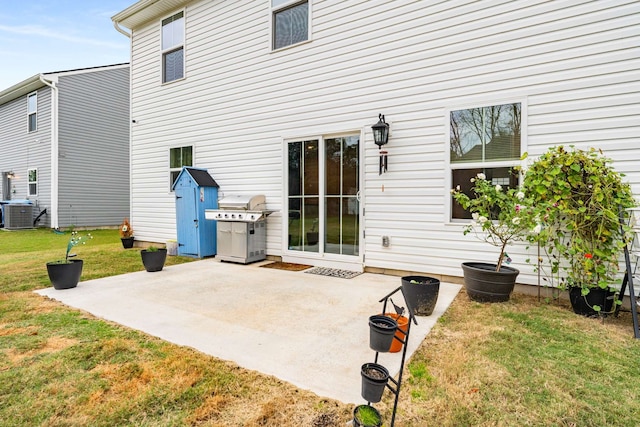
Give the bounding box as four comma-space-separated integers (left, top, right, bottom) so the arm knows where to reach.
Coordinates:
4, 204, 34, 229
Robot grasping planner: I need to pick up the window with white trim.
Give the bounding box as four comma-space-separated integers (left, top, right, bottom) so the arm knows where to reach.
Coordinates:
27, 92, 37, 132
162, 11, 185, 83
450, 103, 522, 219
272, 0, 309, 50
28, 168, 37, 196
169, 146, 192, 190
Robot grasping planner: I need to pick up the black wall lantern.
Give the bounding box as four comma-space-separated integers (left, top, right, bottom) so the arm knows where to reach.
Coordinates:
372, 114, 389, 148
372, 114, 389, 175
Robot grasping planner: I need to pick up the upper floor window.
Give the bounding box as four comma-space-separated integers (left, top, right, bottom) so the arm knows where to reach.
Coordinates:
27, 92, 37, 132
28, 168, 38, 196
272, 0, 309, 50
162, 11, 185, 83
449, 103, 522, 219
169, 146, 192, 190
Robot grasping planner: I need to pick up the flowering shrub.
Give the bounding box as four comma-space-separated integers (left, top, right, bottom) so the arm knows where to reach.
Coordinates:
451, 172, 533, 271
119, 218, 134, 238
523, 145, 637, 296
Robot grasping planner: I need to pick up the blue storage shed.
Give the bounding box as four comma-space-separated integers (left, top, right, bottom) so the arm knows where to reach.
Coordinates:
172, 167, 219, 258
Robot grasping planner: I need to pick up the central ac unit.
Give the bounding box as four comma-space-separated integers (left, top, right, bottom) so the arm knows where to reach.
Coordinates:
4, 204, 34, 229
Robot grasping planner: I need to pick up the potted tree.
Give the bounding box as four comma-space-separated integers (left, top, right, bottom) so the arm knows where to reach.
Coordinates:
46, 230, 93, 290
141, 245, 167, 272
523, 146, 637, 316
451, 171, 532, 302
119, 218, 134, 249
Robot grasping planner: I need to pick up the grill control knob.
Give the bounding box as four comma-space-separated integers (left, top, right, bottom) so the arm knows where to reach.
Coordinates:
224, 213, 228, 218
231, 214, 236, 219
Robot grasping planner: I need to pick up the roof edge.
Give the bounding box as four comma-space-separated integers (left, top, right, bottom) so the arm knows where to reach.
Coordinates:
0, 75, 44, 106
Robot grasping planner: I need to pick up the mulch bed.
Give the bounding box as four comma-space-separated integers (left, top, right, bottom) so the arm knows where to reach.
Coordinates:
260, 262, 312, 271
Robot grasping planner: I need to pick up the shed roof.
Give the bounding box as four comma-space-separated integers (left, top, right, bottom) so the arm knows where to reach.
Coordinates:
174, 167, 219, 189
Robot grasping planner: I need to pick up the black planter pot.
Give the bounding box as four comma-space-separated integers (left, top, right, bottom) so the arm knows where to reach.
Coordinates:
368, 315, 398, 353
46, 259, 83, 290
141, 249, 167, 272
353, 404, 382, 427
401, 275, 440, 316
569, 287, 616, 317
360, 362, 389, 403
461, 262, 519, 303
121, 237, 134, 249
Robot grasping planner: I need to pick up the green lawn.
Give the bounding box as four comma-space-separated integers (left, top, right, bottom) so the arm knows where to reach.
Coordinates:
1, 228, 639, 426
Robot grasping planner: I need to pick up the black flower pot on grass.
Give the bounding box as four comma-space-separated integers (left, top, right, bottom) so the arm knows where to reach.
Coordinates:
461, 262, 519, 303
360, 362, 389, 403
121, 237, 134, 249
569, 286, 616, 317
401, 275, 440, 316
141, 248, 167, 272
46, 259, 83, 290
368, 315, 398, 352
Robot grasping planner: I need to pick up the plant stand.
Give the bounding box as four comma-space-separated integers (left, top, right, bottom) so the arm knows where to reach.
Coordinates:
359, 286, 417, 427
617, 206, 640, 339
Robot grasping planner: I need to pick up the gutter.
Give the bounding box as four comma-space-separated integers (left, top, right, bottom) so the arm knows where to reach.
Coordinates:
39, 74, 59, 230
113, 21, 132, 38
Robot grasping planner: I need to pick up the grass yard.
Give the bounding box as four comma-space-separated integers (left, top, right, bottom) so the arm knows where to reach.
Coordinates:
1, 228, 640, 426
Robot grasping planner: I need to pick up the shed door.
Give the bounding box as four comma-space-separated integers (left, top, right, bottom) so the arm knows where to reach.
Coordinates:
176, 187, 199, 256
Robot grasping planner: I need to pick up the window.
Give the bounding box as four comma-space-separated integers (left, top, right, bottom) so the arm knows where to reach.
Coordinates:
449, 103, 522, 219
272, 0, 309, 50
28, 168, 37, 196
169, 146, 192, 189
27, 92, 37, 132
162, 11, 185, 83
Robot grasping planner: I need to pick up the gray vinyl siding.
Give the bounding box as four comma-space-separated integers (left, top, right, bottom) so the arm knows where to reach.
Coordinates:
0, 86, 52, 227
57, 67, 130, 227
125, 0, 640, 283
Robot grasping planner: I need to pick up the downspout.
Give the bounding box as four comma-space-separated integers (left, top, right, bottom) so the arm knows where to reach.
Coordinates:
113, 19, 133, 225
39, 74, 59, 229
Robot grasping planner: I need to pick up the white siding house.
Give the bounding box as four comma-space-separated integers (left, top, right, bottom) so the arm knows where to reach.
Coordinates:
113, 0, 640, 285
0, 64, 131, 229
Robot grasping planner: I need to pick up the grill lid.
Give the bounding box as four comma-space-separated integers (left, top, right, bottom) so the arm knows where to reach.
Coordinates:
218, 194, 266, 211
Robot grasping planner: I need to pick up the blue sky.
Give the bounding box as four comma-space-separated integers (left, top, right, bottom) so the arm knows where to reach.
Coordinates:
0, 1, 133, 90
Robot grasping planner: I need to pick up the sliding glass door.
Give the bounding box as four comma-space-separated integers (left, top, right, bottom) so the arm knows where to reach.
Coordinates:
287, 134, 360, 258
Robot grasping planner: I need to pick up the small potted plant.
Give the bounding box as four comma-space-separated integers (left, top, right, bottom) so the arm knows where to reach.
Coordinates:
141, 245, 167, 272
524, 146, 637, 316
46, 230, 93, 290
119, 218, 134, 249
451, 170, 532, 302
352, 404, 382, 427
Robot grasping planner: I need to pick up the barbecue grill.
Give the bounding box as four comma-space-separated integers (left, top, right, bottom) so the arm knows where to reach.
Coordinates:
205, 195, 272, 264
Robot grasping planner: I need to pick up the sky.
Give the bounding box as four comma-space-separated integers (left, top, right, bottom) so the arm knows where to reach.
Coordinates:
0, 0, 134, 90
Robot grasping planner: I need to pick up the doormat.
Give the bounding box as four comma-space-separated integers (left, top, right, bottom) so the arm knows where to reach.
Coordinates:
304, 267, 362, 279
260, 262, 312, 272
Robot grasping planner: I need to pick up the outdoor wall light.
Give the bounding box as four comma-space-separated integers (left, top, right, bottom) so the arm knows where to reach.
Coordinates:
372, 114, 389, 148
6, 171, 15, 179
372, 114, 390, 175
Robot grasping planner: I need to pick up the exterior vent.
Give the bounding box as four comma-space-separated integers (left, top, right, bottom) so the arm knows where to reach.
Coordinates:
4, 204, 34, 229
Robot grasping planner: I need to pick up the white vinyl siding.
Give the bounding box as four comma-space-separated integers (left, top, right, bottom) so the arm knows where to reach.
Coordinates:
125, 0, 640, 283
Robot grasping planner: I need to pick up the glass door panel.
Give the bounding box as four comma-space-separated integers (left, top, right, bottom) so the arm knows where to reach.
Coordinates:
287, 140, 319, 253
324, 136, 359, 256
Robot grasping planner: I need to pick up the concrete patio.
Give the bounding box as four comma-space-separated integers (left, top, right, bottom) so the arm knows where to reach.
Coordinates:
36, 259, 461, 404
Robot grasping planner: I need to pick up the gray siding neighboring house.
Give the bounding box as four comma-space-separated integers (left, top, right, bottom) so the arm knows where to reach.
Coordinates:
112, 0, 639, 285
0, 64, 130, 229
